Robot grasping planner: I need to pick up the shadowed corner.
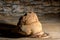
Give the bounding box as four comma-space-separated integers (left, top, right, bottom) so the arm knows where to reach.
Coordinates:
0, 23, 27, 38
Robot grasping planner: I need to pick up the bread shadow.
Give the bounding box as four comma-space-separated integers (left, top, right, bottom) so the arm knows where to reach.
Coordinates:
0, 23, 27, 38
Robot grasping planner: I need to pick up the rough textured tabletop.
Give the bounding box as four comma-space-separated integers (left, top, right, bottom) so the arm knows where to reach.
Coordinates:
0, 16, 60, 40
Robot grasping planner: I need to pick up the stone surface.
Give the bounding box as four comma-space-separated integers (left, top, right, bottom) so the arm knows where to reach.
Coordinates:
0, 0, 60, 16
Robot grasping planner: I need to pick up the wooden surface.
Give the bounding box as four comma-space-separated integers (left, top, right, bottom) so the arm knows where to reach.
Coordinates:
0, 16, 60, 40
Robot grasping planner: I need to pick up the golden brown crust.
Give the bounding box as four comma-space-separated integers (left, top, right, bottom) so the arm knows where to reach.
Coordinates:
17, 12, 49, 38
